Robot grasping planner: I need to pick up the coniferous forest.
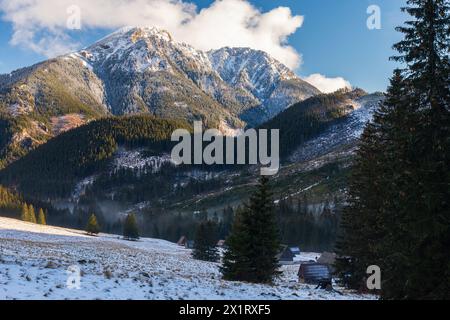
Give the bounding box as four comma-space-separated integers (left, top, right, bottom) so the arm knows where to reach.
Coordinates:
336, 0, 450, 299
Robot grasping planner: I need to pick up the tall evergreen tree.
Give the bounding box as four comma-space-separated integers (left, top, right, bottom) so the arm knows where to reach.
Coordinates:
85, 214, 100, 235
221, 176, 280, 284
123, 213, 140, 240
337, 0, 450, 299
390, 0, 450, 300
218, 206, 234, 239
335, 71, 411, 291
192, 220, 219, 262
37, 208, 46, 225
21, 203, 29, 222
28, 204, 37, 224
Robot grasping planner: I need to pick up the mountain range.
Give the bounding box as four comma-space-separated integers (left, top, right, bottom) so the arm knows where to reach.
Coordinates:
0, 27, 320, 167
0, 26, 385, 232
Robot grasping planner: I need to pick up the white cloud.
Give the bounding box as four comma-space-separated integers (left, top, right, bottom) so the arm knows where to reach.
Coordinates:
302, 74, 352, 93
0, 0, 303, 69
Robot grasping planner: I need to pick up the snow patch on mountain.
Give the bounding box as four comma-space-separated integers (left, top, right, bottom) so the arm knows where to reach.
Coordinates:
208, 47, 295, 100
112, 149, 174, 172
289, 93, 385, 162
71, 176, 96, 201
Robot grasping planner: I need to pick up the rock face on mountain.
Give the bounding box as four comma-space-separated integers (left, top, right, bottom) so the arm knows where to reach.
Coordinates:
0, 27, 321, 166
209, 47, 320, 124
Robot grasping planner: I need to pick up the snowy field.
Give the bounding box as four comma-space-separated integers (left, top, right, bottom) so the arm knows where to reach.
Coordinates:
0, 217, 375, 300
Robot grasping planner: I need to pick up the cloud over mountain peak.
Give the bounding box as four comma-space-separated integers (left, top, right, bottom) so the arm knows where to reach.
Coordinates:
0, 0, 303, 69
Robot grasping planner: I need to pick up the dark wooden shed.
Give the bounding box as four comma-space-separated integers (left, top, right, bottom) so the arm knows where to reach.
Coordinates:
317, 252, 337, 273
298, 262, 332, 284
277, 245, 293, 262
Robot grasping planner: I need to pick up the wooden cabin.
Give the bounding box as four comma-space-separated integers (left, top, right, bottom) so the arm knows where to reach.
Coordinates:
277, 245, 302, 264
317, 252, 337, 272
298, 262, 332, 284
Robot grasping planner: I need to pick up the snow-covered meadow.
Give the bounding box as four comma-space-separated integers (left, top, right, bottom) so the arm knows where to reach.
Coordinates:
0, 217, 374, 300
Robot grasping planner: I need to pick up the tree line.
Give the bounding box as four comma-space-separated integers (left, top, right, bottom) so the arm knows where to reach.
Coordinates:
21, 204, 47, 225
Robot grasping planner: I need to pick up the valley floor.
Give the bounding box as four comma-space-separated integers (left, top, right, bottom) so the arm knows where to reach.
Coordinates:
0, 217, 374, 300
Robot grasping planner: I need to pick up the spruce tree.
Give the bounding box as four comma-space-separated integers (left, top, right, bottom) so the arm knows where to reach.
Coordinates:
21, 203, 29, 222
28, 204, 37, 224
221, 176, 280, 284
85, 214, 100, 235
337, 0, 450, 299
390, 0, 450, 299
335, 71, 411, 291
335, 122, 388, 290
192, 220, 219, 262
37, 208, 46, 225
123, 213, 139, 240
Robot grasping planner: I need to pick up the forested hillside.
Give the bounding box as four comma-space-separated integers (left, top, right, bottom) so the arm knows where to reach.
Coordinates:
261, 88, 367, 157
0, 115, 191, 198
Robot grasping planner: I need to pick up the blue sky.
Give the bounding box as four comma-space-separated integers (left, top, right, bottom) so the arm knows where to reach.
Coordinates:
0, 0, 407, 92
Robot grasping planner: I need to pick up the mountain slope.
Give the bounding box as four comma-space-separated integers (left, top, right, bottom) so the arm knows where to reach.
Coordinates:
208, 47, 320, 125
261, 88, 385, 158
288, 92, 385, 162
0, 57, 110, 167
0, 89, 385, 206
0, 27, 320, 167
80, 27, 244, 128
0, 57, 108, 118
80, 27, 320, 126
0, 115, 191, 198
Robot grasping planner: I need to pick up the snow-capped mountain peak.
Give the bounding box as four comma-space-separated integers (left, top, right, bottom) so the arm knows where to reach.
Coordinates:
0, 26, 321, 149
61, 27, 321, 125
82, 27, 202, 73
208, 47, 297, 101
